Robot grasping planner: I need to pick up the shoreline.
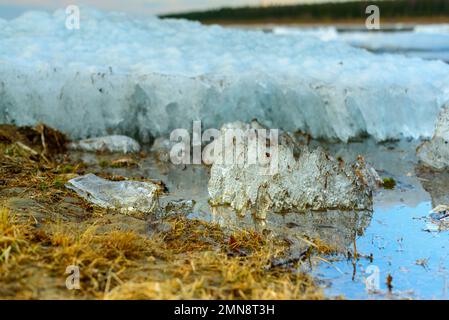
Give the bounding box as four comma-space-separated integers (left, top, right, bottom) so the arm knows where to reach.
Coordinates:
194, 16, 449, 27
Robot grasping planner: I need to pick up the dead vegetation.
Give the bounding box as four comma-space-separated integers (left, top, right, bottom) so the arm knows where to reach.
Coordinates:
0, 207, 324, 299
0, 124, 326, 300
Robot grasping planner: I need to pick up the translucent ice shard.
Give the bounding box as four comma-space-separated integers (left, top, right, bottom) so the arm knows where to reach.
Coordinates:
66, 174, 161, 218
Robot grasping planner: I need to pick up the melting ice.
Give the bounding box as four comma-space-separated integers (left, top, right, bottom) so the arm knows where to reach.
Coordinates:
1, 8, 449, 142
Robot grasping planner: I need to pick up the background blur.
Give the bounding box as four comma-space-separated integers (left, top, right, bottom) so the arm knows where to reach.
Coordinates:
0, 0, 354, 19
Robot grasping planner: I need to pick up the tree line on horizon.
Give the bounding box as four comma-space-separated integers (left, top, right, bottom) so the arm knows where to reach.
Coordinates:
161, 0, 449, 22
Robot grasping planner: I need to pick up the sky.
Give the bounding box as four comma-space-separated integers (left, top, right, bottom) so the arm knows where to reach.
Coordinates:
0, 0, 353, 19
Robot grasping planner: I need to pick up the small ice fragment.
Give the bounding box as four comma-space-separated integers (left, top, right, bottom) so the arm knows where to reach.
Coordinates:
154, 199, 196, 219
66, 174, 160, 218
151, 136, 174, 162
430, 204, 449, 221
67, 135, 141, 154
423, 222, 440, 232
430, 204, 449, 213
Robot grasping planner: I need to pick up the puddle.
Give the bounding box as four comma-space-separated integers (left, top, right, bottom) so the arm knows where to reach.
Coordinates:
315, 200, 449, 299
70, 138, 449, 299
312, 140, 449, 299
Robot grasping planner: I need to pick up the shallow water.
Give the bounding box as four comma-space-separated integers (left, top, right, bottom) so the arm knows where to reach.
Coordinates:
73, 138, 449, 299
316, 200, 449, 299
313, 139, 449, 299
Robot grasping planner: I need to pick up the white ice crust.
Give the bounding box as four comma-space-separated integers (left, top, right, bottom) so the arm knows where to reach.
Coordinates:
1, 8, 449, 142
67, 135, 141, 153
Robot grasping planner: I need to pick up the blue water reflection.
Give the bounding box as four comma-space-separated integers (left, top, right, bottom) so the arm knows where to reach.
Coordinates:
316, 201, 449, 299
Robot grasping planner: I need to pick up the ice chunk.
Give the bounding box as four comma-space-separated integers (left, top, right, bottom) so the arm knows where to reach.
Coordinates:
67, 135, 141, 154
66, 174, 161, 218
151, 136, 174, 162
1, 8, 449, 142
417, 105, 449, 170
272, 26, 339, 41
430, 205, 449, 221
155, 198, 196, 219
425, 205, 449, 232
353, 155, 383, 189
208, 123, 376, 218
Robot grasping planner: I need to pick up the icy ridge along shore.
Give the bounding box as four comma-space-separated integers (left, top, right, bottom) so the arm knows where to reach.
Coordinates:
1, 8, 449, 142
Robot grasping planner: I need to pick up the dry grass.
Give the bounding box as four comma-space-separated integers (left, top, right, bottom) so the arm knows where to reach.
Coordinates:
105, 251, 321, 300
304, 236, 341, 256
0, 208, 33, 264
0, 208, 323, 299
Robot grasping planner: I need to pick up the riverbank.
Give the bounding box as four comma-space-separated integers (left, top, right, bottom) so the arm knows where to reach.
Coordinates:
199, 16, 449, 28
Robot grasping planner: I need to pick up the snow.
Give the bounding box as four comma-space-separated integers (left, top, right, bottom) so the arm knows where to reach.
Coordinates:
1, 8, 449, 142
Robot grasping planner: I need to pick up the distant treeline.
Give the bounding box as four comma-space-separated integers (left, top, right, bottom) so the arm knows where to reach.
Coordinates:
161, 0, 449, 22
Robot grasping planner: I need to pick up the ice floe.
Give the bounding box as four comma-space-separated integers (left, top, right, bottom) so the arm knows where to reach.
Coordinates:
1, 8, 449, 142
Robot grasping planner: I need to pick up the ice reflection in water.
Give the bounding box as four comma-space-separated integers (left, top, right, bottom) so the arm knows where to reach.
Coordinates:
315, 201, 449, 300
200, 207, 372, 254
314, 140, 449, 299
